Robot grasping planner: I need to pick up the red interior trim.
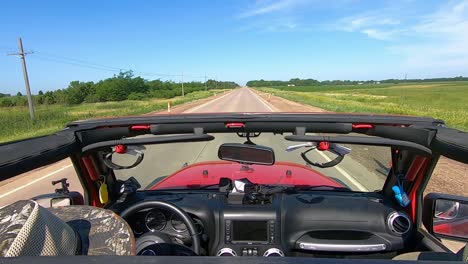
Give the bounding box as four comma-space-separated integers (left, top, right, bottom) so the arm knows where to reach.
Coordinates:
406, 156, 426, 182
82, 156, 99, 181
130, 125, 150, 131
352, 124, 374, 129
225, 122, 245, 128
81, 156, 103, 207
407, 157, 429, 221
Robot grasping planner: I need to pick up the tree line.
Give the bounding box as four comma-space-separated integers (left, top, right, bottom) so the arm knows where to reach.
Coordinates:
0, 71, 238, 107
246, 76, 468, 87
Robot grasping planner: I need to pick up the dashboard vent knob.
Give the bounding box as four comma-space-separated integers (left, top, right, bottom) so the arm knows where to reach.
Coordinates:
387, 212, 411, 235
263, 248, 285, 257
216, 248, 237, 256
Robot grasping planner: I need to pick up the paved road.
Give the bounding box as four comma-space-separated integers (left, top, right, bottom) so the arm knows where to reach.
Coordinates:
0, 87, 385, 207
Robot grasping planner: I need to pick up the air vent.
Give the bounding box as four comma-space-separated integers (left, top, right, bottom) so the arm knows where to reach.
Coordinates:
387, 212, 411, 235
264, 248, 285, 257
216, 248, 237, 256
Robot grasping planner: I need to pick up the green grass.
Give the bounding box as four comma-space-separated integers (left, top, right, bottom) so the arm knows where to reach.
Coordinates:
257, 81, 468, 131
0, 90, 227, 143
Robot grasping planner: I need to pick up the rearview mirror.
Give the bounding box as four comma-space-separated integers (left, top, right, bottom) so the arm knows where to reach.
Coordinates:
423, 193, 468, 242
218, 143, 275, 165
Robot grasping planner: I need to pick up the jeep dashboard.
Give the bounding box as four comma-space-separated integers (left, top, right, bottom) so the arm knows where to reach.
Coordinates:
112, 189, 412, 257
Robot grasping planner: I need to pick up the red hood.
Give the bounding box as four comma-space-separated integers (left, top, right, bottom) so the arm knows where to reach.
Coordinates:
150, 161, 343, 190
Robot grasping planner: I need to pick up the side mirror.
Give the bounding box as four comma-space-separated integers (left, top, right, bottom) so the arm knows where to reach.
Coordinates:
423, 193, 468, 242
218, 143, 275, 165
32, 191, 84, 208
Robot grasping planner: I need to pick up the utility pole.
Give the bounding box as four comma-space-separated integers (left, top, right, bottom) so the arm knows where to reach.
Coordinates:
8, 37, 35, 120
204, 74, 207, 91
181, 72, 185, 97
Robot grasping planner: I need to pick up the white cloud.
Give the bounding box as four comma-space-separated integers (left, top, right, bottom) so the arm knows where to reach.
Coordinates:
389, 0, 468, 69
349, 16, 400, 30
325, 0, 468, 69
330, 14, 402, 40
238, 0, 304, 18
360, 29, 397, 40
236, 0, 307, 32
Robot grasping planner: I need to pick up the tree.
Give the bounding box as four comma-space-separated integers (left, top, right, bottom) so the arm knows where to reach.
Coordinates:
64, 81, 95, 104
36, 95, 44, 105
43, 91, 56, 104
127, 92, 146, 100
95, 71, 148, 101
38, 90, 44, 95
0, 98, 14, 107
16, 92, 23, 96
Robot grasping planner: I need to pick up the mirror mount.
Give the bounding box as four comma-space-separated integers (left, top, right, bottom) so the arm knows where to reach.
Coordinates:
52, 178, 70, 194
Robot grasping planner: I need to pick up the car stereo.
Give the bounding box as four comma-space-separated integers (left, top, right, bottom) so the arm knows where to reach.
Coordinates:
225, 220, 275, 244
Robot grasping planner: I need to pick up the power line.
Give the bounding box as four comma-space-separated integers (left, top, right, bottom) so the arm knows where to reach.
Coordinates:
10, 46, 214, 83
34, 51, 123, 71
0, 45, 16, 52
31, 51, 184, 78
38, 52, 207, 79
183, 73, 206, 78
30, 54, 122, 73
30, 54, 213, 82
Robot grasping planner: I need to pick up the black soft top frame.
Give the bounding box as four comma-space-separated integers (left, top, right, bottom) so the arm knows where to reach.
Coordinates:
1, 113, 467, 180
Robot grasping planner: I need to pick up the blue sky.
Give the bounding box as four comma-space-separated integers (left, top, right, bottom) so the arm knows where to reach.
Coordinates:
1, 0, 467, 94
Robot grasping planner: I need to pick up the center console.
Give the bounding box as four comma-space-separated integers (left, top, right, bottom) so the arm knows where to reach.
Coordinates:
225, 220, 275, 244
216, 207, 284, 257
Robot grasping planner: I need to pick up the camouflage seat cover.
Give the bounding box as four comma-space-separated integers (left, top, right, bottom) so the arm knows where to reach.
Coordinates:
0, 200, 135, 256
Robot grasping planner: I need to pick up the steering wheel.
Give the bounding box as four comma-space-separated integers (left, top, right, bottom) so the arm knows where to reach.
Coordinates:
120, 200, 201, 255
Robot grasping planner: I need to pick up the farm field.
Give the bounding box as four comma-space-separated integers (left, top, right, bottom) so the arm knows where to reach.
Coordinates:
256, 81, 468, 131
0, 89, 227, 143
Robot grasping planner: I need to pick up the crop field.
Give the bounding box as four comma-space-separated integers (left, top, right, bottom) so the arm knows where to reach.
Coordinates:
257, 81, 468, 131
0, 90, 227, 143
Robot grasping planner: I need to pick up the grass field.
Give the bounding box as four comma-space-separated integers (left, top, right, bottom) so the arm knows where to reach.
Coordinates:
257, 81, 468, 131
0, 90, 227, 143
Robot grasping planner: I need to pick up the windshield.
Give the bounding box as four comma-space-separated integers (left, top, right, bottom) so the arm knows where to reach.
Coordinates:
113, 133, 390, 192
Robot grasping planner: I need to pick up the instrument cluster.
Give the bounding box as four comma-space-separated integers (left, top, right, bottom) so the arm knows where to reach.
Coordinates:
131, 208, 204, 237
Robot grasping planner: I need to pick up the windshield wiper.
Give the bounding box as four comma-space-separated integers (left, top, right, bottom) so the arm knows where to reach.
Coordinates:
241, 184, 353, 195
188, 183, 220, 189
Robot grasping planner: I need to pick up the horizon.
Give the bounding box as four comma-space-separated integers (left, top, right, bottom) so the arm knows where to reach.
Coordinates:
1, 0, 467, 94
